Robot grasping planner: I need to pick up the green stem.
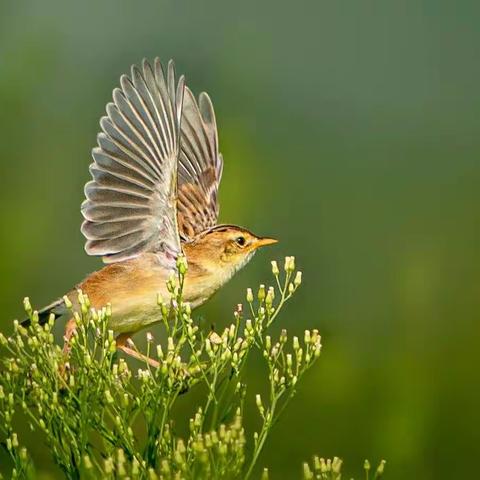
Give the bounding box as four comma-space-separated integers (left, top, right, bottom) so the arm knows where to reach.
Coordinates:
244, 396, 278, 480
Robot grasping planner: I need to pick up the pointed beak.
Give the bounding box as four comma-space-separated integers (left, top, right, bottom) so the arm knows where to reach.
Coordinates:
254, 237, 279, 249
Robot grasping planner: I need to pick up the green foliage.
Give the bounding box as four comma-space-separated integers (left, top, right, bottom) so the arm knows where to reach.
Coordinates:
0, 256, 384, 479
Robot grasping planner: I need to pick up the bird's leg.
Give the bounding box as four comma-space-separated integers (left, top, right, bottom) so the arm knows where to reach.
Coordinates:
57, 318, 78, 378
62, 318, 77, 356
115, 333, 160, 368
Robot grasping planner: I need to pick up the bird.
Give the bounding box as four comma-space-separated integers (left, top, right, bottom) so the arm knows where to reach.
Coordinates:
23, 58, 277, 366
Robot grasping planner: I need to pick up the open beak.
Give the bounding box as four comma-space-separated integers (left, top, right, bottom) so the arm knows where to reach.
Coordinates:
254, 237, 279, 249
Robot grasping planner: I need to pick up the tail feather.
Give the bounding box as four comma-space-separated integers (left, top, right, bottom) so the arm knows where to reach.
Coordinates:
21, 298, 66, 327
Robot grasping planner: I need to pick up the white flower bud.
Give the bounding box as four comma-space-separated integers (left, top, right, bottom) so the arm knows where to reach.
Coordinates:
23, 297, 32, 315
271, 260, 279, 276
176, 255, 188, 275
258, 284, 266, 301
303, 463, 313, 479
286, 353, 293, 367
284, 256, 295, 272
265, 287, 275, 307
255, 394, 264, 415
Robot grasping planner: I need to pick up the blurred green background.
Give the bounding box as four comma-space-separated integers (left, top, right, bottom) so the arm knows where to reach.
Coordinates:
1, 0, 479, 478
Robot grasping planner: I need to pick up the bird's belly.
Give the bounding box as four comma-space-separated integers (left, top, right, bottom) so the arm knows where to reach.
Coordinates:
106, 288, 213, 334
81, 258, 224, 334
106, 291, 165, 334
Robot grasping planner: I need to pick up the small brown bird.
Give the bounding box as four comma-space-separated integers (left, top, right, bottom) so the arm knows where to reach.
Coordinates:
26, 58, 277, 365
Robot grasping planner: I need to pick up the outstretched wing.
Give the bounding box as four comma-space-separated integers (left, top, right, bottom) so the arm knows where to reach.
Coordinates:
177, 87, 223, 240
81, 58, 185, 264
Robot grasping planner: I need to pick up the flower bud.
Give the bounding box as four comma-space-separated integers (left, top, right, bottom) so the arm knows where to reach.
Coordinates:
63, 295, 73, 309
284, 256, 295, 273
23, 297, 32, 315
294, 271, 302, 287
265, 287, 274, 307
246, 288, 254, 303
132, 457, 140, 475
176, 255, 188, 275
255, 394, 264, 415
303, 463, 313, 479
286, 353, 293, 368
105, 389, 114, 404
376, 460, 386, 476
104, 457, 114, 474
156, 344, 164, 359
332, 457, 342, 474
258, 284, 266, 301
20, 447, 27, 461
271, 260, 279, 276
83, 455, 93, 470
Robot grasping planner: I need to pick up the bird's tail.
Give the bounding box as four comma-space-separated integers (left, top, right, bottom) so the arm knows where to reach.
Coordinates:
21, 298, 66, 328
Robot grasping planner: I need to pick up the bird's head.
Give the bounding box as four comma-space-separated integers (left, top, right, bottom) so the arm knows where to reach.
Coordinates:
184, 225, 278, 276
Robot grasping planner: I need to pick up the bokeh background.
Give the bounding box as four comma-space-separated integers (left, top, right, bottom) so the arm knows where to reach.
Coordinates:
1, 0, 479, 478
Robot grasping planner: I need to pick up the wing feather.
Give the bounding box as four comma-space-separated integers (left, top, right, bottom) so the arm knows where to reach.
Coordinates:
81, 58, 185, 264
177, 88, 223, 239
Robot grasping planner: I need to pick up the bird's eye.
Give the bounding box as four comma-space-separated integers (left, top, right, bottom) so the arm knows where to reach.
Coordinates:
235, 236, 246, 247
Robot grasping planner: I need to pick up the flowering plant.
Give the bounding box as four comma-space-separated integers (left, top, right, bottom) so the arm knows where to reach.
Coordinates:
0, 257, 384, 479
